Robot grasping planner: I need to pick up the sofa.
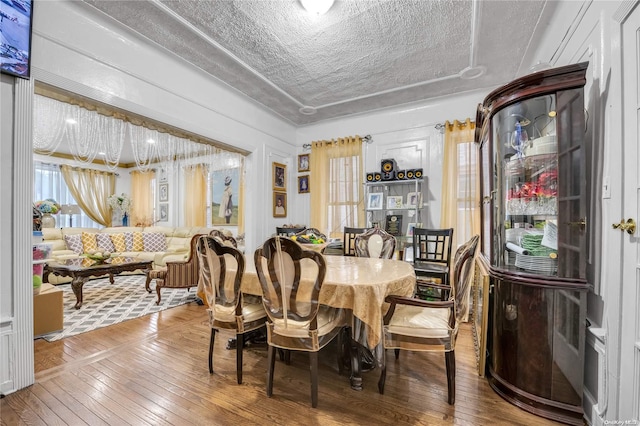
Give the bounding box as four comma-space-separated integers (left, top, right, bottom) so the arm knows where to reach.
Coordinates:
42, 226, 234, 284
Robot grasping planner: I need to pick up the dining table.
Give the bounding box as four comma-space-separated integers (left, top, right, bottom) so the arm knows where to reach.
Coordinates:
238, 255, 417, 390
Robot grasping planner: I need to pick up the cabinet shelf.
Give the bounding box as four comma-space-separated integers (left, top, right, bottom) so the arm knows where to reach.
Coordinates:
363, 178, 424, 237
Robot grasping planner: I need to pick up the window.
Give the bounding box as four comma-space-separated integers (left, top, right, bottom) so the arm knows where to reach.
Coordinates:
327, 155, 361, 236
33, 162, 100, 228
456, 142, 479, 245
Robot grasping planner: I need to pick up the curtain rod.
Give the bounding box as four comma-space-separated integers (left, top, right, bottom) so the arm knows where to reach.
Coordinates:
435, 120, 475, 131
302, 134, 373, 150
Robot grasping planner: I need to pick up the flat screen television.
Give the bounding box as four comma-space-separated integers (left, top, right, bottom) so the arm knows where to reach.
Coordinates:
0, 0, 33, 79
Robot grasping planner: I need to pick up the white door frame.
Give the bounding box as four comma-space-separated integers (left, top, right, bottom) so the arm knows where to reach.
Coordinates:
619, 1, 640, 420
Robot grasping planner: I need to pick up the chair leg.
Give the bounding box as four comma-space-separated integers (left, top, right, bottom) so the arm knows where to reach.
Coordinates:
155, 285, 162, 305
394, 348, 400, 359
209, 328, 216, 374
378, 346, 387, 394
337, 328, 345, 376
236, 332, 244, 384
310, 351, 318, 408
445, 350, 456, 405
267, 345, 276, 397
145, 274, 152, 293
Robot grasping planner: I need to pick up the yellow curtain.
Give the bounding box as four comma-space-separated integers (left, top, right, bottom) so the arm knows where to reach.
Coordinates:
60, 165, 115, 226
310, 136, 364, 239
184, 164, 206, 226
440, 118, 480, 247
130, 170, 155, 226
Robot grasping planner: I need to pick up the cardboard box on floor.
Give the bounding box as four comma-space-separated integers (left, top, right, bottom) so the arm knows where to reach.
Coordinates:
34, 283, 63, 336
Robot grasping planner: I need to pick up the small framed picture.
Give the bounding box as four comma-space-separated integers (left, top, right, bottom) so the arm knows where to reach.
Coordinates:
158, 203, 169, 222
159, 183, 169, 202
273, 191, 287, 217
298, 154, 310, 172
273, 162, 286, 191
406, 222, 417, 237
298, 175, 310, 193
387, 196, 403, 209
367, 192, 383, 210
158, 166, 168, 183
407, 192, 421, 207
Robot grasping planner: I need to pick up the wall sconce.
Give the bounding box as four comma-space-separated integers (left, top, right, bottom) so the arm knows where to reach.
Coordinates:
60, 204, 81, 227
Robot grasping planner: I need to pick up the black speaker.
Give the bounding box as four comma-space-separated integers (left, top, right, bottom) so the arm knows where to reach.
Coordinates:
406, 168, 423, 179
381, 170, 396, 181
380, 158, 397, 174
395, 170, 407, 180
374, 172, 381, 181
366, 173, 375, 182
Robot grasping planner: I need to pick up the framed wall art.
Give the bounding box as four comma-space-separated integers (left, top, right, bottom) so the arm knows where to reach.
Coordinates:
273, 162, 286, 191
298, 154, 310, 172
158, 203, 169, 222
211, 167, 240, 225
273, 192, 287, 217
159, 183, 169, 202
298, 175, 309, 193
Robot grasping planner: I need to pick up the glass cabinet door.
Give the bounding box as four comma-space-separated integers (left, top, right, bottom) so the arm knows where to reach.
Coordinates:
490, 89, 586, 279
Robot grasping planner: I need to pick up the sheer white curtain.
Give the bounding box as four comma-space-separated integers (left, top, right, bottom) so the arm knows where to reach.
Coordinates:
33, 162, 101, 228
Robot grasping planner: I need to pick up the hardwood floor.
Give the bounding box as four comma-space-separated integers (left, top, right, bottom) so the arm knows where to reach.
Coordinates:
2, 301, 562, 425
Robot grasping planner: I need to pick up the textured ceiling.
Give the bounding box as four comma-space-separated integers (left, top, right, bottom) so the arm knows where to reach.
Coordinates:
82, 0, 554, 126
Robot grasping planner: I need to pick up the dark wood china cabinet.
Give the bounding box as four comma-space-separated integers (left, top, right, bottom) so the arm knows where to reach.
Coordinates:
475, 62, 590, 425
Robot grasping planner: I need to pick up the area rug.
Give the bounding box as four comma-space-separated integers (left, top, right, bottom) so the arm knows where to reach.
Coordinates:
40, 275, 197, 342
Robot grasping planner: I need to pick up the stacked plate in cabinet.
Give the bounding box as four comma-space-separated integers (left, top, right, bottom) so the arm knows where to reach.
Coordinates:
514, 232, 557, 274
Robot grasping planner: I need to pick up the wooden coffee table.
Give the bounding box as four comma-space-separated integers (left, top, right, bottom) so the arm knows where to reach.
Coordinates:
44, 258, 153, 309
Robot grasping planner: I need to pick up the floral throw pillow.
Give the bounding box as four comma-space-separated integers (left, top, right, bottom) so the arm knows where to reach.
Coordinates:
132, 232, 144, 251
96, 233, 116, 253
142, 233, 167, 252
109, 233, 127, 252
81, 232, 98, 252
64, 234, 84, 254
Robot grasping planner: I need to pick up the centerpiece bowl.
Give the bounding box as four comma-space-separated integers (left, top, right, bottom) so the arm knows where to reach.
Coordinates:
82, 250, 112, 264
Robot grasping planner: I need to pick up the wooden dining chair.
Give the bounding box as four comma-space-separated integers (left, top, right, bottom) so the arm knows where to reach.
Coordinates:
343, 227, 367, 256
196, 236, 267, 384
412, 227, 454, 299
209, 229, 238, 248
354, 227, 396, 259
254, 236, 352, 407
378, 235, 479, 404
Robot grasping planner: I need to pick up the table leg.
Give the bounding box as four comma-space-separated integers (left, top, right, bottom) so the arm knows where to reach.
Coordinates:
144, 269, 153, 293
71, 276, 87, 309
109, 273, 115, 284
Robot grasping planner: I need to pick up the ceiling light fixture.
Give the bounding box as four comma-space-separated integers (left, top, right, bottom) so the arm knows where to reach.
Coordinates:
65, 118, 77, 124
300, 0, 335, 15
147, 138, 156, 144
